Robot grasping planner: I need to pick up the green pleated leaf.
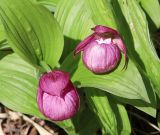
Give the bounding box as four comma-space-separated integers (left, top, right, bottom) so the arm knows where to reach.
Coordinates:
36, 0, 59, 12
56, 0, 155, 103
84, 0, 157, 116
37, 0, 59, 6
0, 21, 5, 41
56, 0, 156, 116
0, 0, 64, 68
72, 107, 100, 135
109, 96, 131, 135
118, 0, 160, 98
87, 0, 117, 28
85, 88, 131, 135
0, 20, 8, 50
85, 89, 118, 135
0, 53, 41, 116
115, 103, 131, 135
56, 0, 149, 102
61, 53, 150, 103
0, 53, 78, 135
114, 70, 157, 117
55, 0, 94, 60
138, 0, 160, 29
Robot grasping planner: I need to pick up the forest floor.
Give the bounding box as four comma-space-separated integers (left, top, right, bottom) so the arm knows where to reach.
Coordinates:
0, 103, 160, 135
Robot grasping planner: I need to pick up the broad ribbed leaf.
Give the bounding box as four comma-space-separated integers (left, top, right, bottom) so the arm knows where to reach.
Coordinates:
85, 88, 131, 135
37, 0, 59, 6
87, 0, 117, 28
36, 0, 59, 12
84, 0, 157, 116
61, 54, 156, 117
117, 96, 156, 117
85, 89, 118, 135
114, 70, 157, 117
0, 21, 5, 41
138, 0, 160, 29
0, 0, 63, 68
72, 107, 100, 135
0, 53, 41, 116
56, 0, 147, 101
0, 53, 78, 135
55, 0, 94, 59
0, 20, 8, 50
118, 0, 160, 98
56, 0, 156, 116
115, 103, 131, 135
108, 95, 131, 135
61, 53, 150, 103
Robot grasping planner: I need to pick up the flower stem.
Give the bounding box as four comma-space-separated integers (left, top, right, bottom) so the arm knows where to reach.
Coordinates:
40, 61, 52, 73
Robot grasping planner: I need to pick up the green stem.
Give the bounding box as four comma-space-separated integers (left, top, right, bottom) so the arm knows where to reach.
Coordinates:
40, 61, 52, 73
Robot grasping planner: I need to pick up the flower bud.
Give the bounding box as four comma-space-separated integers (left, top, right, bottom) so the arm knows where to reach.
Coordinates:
74, 25, 127, 73
37, 70, 80, 121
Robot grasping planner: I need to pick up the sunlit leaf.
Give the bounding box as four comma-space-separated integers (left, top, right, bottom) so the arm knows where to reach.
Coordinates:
56, 0, 156, 113
61, 53, 150, 103
85, 89, 118, 135
0, 20, 8, 50
138, 0, 160, 29
85, 88, 131, 135
118, 0, 160, 98
72, 106, 100, 135
55, 0, 94, 60
0, 0, 64, 68
36, 0, 59, 12
87, 0, 117, 28
0, 53, 41, 116
0, 53, 78, 135
37, 0, 59, 6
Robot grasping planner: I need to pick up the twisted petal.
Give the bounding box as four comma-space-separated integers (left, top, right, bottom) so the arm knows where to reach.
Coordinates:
39, 71, 70, 96
113, 36, 127, 69
74, 33, 95, 55
92, 25, 119, 35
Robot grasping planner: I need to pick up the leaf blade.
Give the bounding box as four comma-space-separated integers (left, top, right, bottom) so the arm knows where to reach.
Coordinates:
0, 0, 64, 67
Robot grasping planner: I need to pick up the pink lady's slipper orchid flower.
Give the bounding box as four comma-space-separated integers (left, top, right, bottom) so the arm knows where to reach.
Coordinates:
74, 25, 127, 73
37, 70, 80, 121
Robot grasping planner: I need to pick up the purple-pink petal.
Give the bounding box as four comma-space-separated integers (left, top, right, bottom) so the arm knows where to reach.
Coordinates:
82, 41, 120, 73
37, 70, 80, 121
113, 36, 127, 69
39, 70, 70, 97
42, 87, 79, 121
92, 25, 119, 35
74, 25, 127, 73
74, 33, 95, 55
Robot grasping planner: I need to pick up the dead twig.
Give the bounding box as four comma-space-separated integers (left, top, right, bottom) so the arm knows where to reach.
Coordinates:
0, 113, 8, 119
149, 131, 160, 135
23, 124, 32, 135
0, 120, 5, 135
19, 113, 55, 135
